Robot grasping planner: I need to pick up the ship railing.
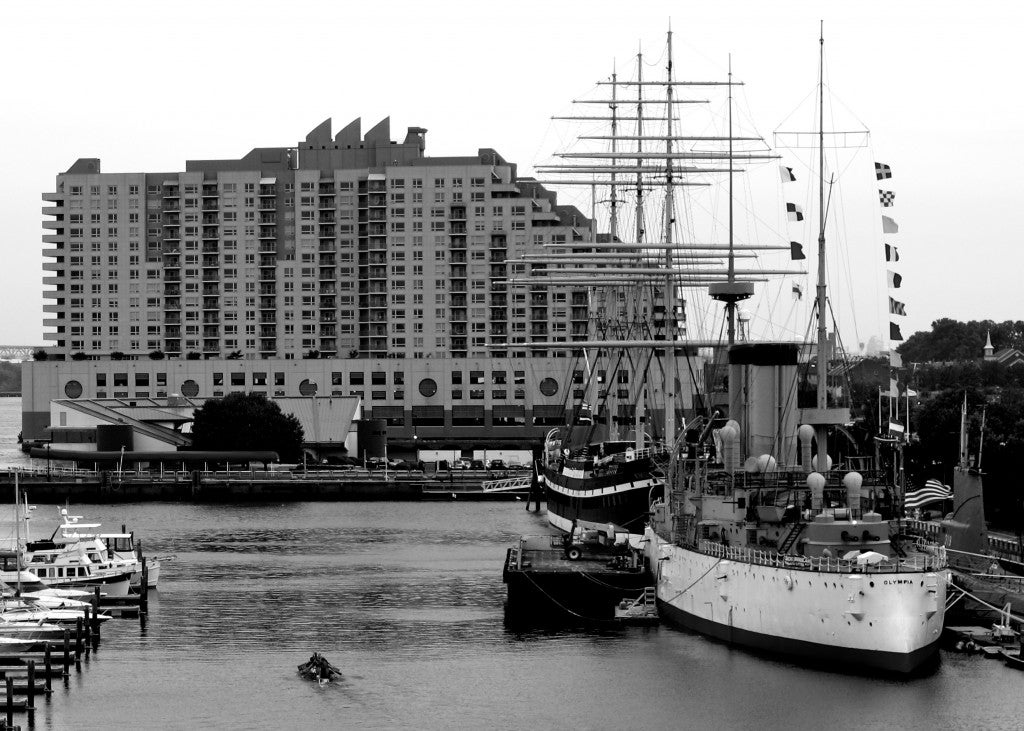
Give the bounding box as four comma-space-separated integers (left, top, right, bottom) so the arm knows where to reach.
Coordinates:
696, 539, 946, 573
2, 465, 98, 477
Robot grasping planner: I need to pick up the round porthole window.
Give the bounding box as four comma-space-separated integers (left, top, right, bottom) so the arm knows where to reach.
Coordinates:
299, 379, 318, 396
181, 380, 200, 397
539, 377, 558, 397
419, 378, 437, 397
64, 380, 83, 399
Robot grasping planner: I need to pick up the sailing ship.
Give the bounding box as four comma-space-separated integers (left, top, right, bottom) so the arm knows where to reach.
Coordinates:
527, 33, 785, 535
641, 28, 949, 674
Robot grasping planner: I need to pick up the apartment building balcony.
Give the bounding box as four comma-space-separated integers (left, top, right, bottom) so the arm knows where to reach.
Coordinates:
571, 307, 589, 321
450, 252, 467, 264
450, 337, 467, 352
164, 326, 181, 338
360, 295, 388, 309
358, 284, 387, 295
318, 267, 335, 280
451, 324, 467, 336
202, 294, 220, 306
259, 255, 276, 268
164, 231, 181, 242
259, 313, 276, 324
259, 339, 277, 354
259, 214, 277, 225
258, 242, 276, 253
530, 294, 548, 305
203, 340, 220, 353
164, 338, 181, 352
318, 197, 335, 209
531, 325, 549, 336
318, 183, 335, 195
162, 186, 180, 198
489, 265, 506, 278
257, 326, 275, 338
449, 206, 467, 220
164, 284, 181, 296
318, 325, 336, 337
260, 296, 276, 308
571, 325, 589, 336
203, 326, 220, 338
258, 227, 276, 240
531, 308, 548, 321
318, 253, 336, 266
318, 225, 336, 238
450, 282, 467, 293
490, 309, 507, 321
258, 185, 276, 197
42, 192, 63, 203
164, 298, 181, 311
450, 237, 467, 250
202, 255, 219, 267
318, 212, 336, 224
42, 206, 63, 217
367, 191, 386, 205
163, 209, 181, 221
202, 314, 220, 324
450, 265, 467, 278
489, 251, 507, 262
42, 234, 62, 245
319, 312, 337, 323
358, 312, 387, 324
450, 294, 467, 307
202, 226, 219, 239
450, 308, 467, 322
42, 259, 64, 271
202, 243, 219, 254
359, 325, 388, 338
319, 339, 337, 353
42, 275, 64, 286
449, 223, 467, 234
318, 241, 336, 253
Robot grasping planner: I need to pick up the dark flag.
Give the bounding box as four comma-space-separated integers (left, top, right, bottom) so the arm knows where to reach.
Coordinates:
792, 283, 803, 300
786, 202, 804, 222
879, 190, 895, 207
887, 270, 902, 289
890, 322, 904, 341
876, 162, 892, 180
789, 241, 805, 260
779, 165, 796, 183
885, 244, 900, 262
889, 297, 907, 316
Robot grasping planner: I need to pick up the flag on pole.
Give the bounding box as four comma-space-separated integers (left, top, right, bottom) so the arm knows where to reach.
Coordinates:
879, 190, 895, 207
875, 162, 892, 180
889, 377, 899, 395
904, 480, 952, 509
786, 203, 804, 222
882, 215, 899, 233
888, 421, 905, 435
789, 242, 805, 260
890, 322, 904, 341
792, 282, 803, 300
889, 297, 907, 316
885, 244, 900, 262
890, 350, 903, 368
780, 165, 796, 182
887, 271, 902, 288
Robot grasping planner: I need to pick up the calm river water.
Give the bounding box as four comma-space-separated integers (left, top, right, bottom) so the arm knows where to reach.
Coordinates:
0, 398, 1021, 730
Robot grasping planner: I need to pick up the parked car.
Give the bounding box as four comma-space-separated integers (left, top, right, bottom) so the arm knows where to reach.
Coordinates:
487, 459, 507, 470
454, 458, 472, 470
470, 459, 485, 470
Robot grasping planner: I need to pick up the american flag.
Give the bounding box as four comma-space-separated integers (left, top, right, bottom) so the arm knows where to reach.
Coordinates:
905, 479, 952, 509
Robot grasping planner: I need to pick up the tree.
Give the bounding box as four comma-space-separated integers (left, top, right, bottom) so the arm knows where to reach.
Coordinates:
32, 349, 47, 361
148, 350, 166, 360
190, 392, 304, 462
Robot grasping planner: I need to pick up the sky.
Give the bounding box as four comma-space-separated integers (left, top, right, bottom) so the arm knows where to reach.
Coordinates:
1, 0, 1020, 352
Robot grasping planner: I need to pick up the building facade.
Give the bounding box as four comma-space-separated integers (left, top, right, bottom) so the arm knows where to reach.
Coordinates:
30, 119, 685, 448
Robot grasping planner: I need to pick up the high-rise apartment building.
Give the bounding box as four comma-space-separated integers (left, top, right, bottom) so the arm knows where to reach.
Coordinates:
26, 118, 649, 450
42, 118, 593, 361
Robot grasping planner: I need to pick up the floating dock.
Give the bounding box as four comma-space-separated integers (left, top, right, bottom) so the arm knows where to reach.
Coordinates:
503, 527, 651, 624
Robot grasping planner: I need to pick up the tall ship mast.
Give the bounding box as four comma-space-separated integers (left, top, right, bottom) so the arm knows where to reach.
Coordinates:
526, 31, 788, 535
643, 26, 949, 674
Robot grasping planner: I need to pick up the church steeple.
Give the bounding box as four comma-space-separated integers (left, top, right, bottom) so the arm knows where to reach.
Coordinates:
984, 330, 995, 360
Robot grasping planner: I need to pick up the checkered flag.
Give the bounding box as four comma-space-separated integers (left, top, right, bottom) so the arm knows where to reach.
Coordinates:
875, 162, 892, 180
879, 190, 895, 207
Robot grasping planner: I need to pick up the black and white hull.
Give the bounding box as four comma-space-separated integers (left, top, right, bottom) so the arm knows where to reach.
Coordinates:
541, 456, 662, 534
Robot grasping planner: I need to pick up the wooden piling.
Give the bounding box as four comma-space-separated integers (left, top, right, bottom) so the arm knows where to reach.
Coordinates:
91, 587, 101, 641
141, 558, 149, 615
5, 676, 12, 728
43, 646, 51, 692
74, 619, 83, 666
83, 605, 91, 650
62, 631, 70, 676
26, 662, 34, 713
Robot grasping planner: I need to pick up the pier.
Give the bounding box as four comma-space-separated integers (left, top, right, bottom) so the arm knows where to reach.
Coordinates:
0, 465, 532, 502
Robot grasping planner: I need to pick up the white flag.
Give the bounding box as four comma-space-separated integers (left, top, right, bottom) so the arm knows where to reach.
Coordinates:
882, 216, 899, 233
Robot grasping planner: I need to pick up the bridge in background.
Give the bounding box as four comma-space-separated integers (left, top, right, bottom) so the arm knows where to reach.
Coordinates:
0, 346, 42, 362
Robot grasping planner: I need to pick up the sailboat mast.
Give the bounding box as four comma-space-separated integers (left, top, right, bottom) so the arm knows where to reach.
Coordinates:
663, 27, 678, 447
633, 47, 646, 451
727, 54, 736, 345
610, 65, 619, 242
814, 23, 829, 470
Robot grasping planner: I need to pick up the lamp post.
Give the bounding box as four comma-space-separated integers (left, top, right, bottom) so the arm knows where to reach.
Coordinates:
46, 444, 51, 480
118, 445, 125, 479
